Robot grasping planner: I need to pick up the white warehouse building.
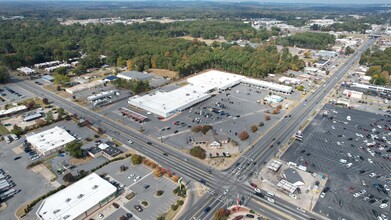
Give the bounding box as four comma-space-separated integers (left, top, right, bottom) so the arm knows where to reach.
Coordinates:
128, 70, 292, 118
26, 126, 75, 156
36, 173, 117, 220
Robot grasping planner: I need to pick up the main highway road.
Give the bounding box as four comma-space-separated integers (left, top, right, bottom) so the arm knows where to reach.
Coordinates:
13, 36, 376, 220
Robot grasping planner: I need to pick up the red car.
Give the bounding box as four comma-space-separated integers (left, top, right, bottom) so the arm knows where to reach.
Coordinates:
250, 183, 257, 188
233, 215, 243, 220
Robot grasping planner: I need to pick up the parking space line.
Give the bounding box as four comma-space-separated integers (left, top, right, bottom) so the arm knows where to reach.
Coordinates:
121, 206, 142, 220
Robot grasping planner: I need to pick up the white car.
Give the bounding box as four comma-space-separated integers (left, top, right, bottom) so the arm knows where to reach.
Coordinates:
359, 189, 366, 195
320, 192, 326, 198
254, 188, 261, 193
267, 197, 275, 203
347, 116, 351, 121
128, 139, 133, 144
134, 176, 141, 182
369, 173, 376, 178
98, 213, 104, 219
353, 193, 360, 198
223, 189, 229, 195
127, 174, 135, 179
368, 158, 373, 164
384, 185, 390, 191
380, 203, 388, 209
381, 214, 388, 220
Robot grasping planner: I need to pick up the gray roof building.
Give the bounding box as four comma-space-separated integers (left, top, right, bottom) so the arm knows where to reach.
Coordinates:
282, 168, 304, 186
117, 71, 154, 81
192, 130, 229, 148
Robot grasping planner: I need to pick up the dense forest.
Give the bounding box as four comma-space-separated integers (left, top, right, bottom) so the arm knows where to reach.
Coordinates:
276, 32, 336, 50
360, 48, 391, 85
0, 19, 304, 78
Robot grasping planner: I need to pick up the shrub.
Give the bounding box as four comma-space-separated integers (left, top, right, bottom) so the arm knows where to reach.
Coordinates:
250, 125, 258, 133
265, 115, 271, 121
141, 201, 148, 206
239, 131, 249, 140
191, 126, 201, 133
177, 200, 184, 206
272, 109, 280, 114
171, 175, 180, 183
131, 154, 143, 165
156, 190, 164, 196
171, 204, 178, 211
297, 85, 305, 91
126, 192, 135, 200
189, 146, 206, 159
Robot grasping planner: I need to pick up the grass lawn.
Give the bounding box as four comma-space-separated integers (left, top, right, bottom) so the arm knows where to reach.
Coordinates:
0, 124, 9, 135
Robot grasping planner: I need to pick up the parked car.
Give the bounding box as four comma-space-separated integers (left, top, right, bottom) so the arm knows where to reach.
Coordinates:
134, 205, 143, 212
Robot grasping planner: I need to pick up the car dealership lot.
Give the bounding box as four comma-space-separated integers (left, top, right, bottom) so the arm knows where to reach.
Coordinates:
281, 104, 391, 220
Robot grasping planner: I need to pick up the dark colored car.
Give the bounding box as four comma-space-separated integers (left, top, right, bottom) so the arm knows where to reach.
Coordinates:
126, 213, 133, 218
203, 207, 211, 213
146, 142, 152, 145
112, 203, 120, 209
323, 187, 330, 193
14, 156, 22, 160
163, 152, 168, 156
250, 183, 257, 188
246, 214, 255, 218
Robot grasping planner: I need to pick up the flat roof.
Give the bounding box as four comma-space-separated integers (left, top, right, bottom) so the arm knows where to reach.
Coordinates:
36, 173, 117, 220
187, 70, 246, 90
268, 160, 282, 172
26, 126, 75, 154
128, 70, 292, 117
118, 71, 153, 80
0, 105, 27, 117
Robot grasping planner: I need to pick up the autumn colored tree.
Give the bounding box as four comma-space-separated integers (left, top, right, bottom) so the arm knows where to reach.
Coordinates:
239, 131, 249, 140
265, 115, 271, 121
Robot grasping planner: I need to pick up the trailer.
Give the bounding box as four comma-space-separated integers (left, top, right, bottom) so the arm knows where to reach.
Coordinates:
0, 188, 17, 201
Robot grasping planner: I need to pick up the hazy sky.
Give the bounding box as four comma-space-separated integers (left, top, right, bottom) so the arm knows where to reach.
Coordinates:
4, 0, 391, 4
261, 0, 390, 4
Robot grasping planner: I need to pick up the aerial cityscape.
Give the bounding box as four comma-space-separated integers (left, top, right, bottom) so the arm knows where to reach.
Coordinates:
0, 1, 390, 220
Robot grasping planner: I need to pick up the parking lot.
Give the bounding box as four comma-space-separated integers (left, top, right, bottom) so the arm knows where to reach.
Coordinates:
0, 84, 35, 105
281, 103, 391, 220
94, 161, 179, 220
102, 82, 299, 152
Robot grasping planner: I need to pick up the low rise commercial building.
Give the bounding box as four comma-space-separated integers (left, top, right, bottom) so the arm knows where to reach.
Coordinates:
278, 76, 302, 85
128, 70, 292, 118
0, 105, 27, 118
36, 173, 117, 220
343, 89, 363, 99
318, 50, 337, 59
26, 126, 76, 156
17, 67, 36, 75
65, 80, 105, 94
117, 71, 153, 81
264, 95, 284, 104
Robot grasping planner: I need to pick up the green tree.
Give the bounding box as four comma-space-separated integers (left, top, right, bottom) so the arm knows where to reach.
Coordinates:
0, 66, 10, 83
53, 73, 70, 85
62, 173, 76, 183
345, 46, 355, 55
297, 85, 305, 91
65, 141, 83, 158
57, 107, 65, 119
54, 67, 68, 75
45, 111, 53, 123
131, 154, 143, 165
189, 146, 206, 159
11, 124, 23, 136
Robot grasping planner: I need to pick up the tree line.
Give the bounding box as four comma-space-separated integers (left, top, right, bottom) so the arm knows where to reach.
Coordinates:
276, 32, 336, 50
0, 19, 305, 79
360, 47, 391, 85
